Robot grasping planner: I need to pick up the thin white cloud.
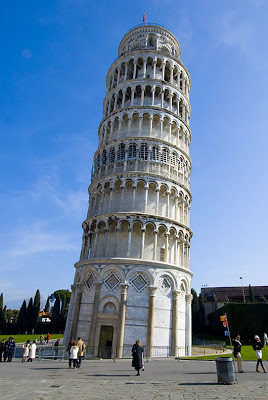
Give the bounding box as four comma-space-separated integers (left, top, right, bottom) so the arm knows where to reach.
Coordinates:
3, 221, 77, 258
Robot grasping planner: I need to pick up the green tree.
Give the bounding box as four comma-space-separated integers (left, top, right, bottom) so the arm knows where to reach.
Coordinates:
0, 292, 3, 309
2, 305, 7, 323
191, 289, 199, 334
51, 294, 61, 333
17, 300, 27, 333
25, 298, 34, 333
32, 289, 41, 331
249, 284, 255, 302
44, 297, 50, 312
258, 295, 267, 303
49, 289, 71, 307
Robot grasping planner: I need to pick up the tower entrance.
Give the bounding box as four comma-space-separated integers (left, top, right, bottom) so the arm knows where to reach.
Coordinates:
98, 325, 114, 359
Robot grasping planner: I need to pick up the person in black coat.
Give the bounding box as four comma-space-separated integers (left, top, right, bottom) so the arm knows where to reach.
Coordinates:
132, 340, 144, 376
6, 337, 16, 362
0, 339, 6, 361
253, 335, 266, 373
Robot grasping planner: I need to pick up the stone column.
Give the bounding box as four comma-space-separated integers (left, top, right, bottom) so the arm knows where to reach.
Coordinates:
143, 61, 147, 78
164, 233, 169, 263
174, 236, 179, 265
155, 188, 160, 215
170, 66, 174, 84
116, 67, 120, 85
138, 116, 143, 136
117, 284, 129, 358
133, 61, 137, 79
162, 62, 166, 80
124, 64, 128, 81
149, 115, 153, 137
140, 227, 145, 259
70, 283, 84, 340
153, 60, 156, 78
108, 187, 114, 212
185, 294, 193, 356
171, 290, 180, 356
166, 191, 170, 218
147, 286, 157, 357
141, 87, 145, 106
113, 227, 120, 256
144, 184, 149, 212
153, 230, 158, 260
127, 227, 132, 257
122, 91, 126, 108
87, 282, 102, 356
131, 185, 137, 209
92, 229, 99, 258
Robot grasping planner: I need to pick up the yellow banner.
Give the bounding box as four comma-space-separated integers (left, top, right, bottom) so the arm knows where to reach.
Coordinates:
220, 315, 226, 321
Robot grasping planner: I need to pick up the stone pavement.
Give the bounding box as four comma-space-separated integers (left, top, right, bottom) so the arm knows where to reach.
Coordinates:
0, 358, 267, 399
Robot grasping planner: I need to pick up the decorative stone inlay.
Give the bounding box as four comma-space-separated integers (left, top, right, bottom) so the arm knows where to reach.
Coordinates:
130, 273, 149, 292
158, 275, 173, 295
85, 272, 95, 291
103, 272, 121, 290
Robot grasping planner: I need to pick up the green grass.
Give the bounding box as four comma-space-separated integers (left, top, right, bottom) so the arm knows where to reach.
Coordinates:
0, 334, 63, 343
184, 345, 268, 361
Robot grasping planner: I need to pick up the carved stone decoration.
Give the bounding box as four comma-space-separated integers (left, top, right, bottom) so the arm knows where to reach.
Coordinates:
130, 272, 149, 292
158, 275, 173, 296
103, 272, 121, 290
85, 272, 96, 291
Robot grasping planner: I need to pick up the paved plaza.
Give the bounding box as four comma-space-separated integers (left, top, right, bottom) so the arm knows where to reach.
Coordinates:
0, 357, 267, 399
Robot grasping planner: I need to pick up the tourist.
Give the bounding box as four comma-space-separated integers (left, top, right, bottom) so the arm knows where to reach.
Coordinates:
22, 340, 30, 362
40, 334, 44, 345
77, 337, 86, 368
54, 339, 60, 359
132, 340, 144, 376
232, 335, 243, 372
46, 333, 50, 344
264, 333, 268, 346
253, 335, 266, 373
6, 337, 16, 362
69, 341, 79, 369
0, 338, 6, 362
27, 339, 37, 362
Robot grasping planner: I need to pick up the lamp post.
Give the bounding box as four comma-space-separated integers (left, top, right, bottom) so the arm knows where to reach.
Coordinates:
239, 277, 246, 303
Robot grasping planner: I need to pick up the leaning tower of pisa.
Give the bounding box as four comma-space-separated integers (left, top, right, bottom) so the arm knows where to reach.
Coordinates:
64, 24, 193, 357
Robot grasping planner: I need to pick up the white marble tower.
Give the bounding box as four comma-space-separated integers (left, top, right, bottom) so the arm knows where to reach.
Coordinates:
64, 24, 193, 357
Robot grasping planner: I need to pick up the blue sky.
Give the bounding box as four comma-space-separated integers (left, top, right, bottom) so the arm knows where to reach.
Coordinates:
1, 0, 268, 307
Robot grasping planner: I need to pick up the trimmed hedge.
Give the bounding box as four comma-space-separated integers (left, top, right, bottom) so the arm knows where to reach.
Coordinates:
208, 303, 268, 342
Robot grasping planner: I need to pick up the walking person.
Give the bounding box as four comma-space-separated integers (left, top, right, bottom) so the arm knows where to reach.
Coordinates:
40, 334, 44, 345
77, 337, 85, 368
132, 340, 144, 376
22, 340, 30, 362
253, 335, 266, 373
264, 333, 268, 346
54, 339, 60, 359
27, 340, 37, 362
68, 341, 79, 369
232, 335, 243, 373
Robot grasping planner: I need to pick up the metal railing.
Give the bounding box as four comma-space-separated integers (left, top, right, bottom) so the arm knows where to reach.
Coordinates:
85, 345, 184, 360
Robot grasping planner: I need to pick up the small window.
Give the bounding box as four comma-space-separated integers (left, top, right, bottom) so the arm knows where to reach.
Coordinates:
109, 147, 115, 163
117, 144, 125, 160
128, 144, 137, 159
140, 143, 148, 160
